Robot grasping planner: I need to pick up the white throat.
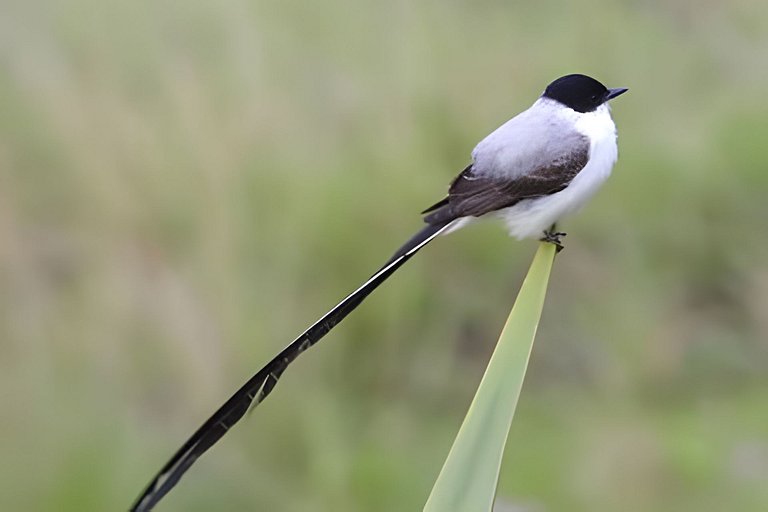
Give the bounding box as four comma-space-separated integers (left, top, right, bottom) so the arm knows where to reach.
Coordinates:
499, 100, 619, 239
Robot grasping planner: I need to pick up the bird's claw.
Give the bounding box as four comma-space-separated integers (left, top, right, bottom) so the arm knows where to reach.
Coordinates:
540, 229, 566, 253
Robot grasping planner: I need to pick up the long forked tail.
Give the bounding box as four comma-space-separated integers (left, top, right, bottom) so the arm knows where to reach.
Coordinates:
130, 220, 454, 512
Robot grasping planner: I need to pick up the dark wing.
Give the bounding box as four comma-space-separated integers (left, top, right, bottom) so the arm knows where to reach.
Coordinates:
423, 142, 590, 225
420, 164, 472, 215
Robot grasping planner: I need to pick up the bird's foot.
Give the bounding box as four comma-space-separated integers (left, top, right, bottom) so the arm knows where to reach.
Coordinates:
540, 229, 566, 253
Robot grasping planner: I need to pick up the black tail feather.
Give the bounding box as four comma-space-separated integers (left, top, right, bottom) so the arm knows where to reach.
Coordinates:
129, 220, 452, 512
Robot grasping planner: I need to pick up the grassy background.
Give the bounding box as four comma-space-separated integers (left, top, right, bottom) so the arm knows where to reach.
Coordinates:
1, 0, 767, 510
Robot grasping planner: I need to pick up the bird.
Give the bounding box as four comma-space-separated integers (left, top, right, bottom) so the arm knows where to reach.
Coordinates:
130, 73, 627, 511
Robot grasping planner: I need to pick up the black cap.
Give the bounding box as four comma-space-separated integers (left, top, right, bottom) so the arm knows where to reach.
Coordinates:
543, 74, 628, 113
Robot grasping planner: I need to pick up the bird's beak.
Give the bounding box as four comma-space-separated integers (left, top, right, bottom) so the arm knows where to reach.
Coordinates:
606, 87, 629, 101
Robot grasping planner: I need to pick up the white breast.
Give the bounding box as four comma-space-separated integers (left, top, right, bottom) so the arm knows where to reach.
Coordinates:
498, 102, 619, 239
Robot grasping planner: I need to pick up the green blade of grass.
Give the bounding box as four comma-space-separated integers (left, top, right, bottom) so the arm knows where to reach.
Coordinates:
424, 242, 557, 512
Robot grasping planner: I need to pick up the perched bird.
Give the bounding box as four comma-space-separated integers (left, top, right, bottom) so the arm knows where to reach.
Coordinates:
131, 73, 627, 511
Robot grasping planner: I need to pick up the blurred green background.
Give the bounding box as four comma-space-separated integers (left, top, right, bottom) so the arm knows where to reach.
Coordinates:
2, 0, 767, 510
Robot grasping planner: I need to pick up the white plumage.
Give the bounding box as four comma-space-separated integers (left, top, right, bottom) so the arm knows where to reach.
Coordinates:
468, 98, 619, 239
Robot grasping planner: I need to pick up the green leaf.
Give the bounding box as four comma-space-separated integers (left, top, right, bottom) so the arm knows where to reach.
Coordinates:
424, 242, 557, 512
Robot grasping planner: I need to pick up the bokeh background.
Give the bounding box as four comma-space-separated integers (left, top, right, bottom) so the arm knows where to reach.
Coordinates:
2, 1, 767, 511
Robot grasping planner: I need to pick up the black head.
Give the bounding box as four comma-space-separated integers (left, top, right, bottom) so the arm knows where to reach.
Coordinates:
543, 74, 628, 113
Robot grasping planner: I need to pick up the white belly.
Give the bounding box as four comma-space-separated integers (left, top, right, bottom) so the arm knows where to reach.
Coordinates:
498, 106, 619, 239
